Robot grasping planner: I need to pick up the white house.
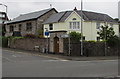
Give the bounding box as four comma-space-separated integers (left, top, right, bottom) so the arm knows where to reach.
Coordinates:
44, 8, 119, 41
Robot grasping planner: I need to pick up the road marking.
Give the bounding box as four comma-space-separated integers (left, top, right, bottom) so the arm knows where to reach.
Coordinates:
12, 55, 17, 57
3, 49, 69, 61
2, 57, 16, 62
3, 49, 117, 62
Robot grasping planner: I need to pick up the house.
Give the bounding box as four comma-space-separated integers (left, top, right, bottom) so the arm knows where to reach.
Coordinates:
5, 8, 58, 36
44, 8, 119, 41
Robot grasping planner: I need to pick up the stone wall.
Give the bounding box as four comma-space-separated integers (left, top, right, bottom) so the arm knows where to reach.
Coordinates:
63, 40, 119, 56
9, 38, 48, 52
6, 20, 37, 36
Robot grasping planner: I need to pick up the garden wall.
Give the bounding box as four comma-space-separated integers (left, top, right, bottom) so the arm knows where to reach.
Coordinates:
9, 38, 48, 52
63, 41, 119, 56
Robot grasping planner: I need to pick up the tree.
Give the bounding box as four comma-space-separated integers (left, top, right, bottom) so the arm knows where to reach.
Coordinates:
97, 25, 120, 47
97, 25, 115, 41
69, 32, 81, 42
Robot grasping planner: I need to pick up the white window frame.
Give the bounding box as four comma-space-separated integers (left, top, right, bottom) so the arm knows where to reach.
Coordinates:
69, 21, 80, 30
96, 22, 100, 29
110, 23, 113, 28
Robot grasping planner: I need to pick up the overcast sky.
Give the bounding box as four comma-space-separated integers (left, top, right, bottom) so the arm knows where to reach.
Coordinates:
0, 0, 119, 19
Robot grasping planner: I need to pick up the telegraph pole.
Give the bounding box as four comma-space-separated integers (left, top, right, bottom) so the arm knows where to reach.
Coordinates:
104, 15, 107, 56
68, 30, 71, 56
80, 0, 83, 56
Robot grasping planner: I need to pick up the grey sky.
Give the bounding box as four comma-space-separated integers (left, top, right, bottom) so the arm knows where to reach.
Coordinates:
0, 0, 119, 19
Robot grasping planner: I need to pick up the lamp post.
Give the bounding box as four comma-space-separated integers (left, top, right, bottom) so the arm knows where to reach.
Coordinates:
0, 4, 7, 36
0, 4, 7, 17
104, 15, 107, 56
68, 30, 71, 56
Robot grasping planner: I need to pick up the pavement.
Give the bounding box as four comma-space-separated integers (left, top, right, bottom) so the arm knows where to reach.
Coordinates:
2, 48, 119, 61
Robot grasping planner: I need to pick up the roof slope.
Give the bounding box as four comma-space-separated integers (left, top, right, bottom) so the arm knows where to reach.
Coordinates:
7, 8, 57, 24
44, 10, 117, 24
44, 12, 65, 24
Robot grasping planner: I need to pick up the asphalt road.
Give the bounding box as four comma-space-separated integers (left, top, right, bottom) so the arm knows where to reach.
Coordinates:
2, 49, 118, 77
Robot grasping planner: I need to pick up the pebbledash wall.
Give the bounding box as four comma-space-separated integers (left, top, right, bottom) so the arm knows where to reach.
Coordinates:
9, 38, 48, 52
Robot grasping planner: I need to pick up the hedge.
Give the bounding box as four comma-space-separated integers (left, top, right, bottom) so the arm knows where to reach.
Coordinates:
0, 36, 8, 47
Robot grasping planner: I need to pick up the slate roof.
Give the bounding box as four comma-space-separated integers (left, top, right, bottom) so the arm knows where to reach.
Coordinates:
7, 8, 57, 24
44, 10, 117, 24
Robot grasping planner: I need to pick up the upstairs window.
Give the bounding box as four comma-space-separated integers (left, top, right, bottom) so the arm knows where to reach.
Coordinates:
72, 18, 77, 20
96, 22, 100, 29
10, 25, 14, 32
49, 24, 53, 30
26, 22, 32, 31
110, 23, 113, 27
19, 24, 22, 31
69, 22, 80, 30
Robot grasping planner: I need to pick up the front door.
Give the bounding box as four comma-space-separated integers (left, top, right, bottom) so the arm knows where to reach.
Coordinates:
54, 37, 59, 53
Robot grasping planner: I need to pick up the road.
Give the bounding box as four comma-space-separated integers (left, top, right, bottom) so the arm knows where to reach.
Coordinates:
2, 49, 118, 77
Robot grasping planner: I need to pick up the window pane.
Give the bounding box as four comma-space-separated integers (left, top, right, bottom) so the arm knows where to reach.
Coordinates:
96, 22, 100, 29
10, 26, 14, 32
19, 24, 22, 31
69, 22, 80, 30
26, 23, 32, 31
73, 22, 76, 29
110, 23, 113, 27
77, 22, 80, 29
73, 18, 76, 20
49, 24, 53, 30
69, 22, 72, 29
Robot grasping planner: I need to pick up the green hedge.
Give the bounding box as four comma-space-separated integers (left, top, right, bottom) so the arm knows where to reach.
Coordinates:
0, 36, 8, 47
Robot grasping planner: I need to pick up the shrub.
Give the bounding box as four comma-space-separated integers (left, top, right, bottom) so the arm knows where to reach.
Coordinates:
37, 29, 43, 38
24, 34, 36, 38
0, 36, 8, 47
69, 32, 81, 42
107, 35, 120, 47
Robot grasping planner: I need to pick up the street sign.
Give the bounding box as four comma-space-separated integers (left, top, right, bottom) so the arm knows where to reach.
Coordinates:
61, 34, 69, 38
45, 31, 49, 36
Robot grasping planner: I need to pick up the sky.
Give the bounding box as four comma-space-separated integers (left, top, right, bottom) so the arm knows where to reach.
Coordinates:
0, 0, 119, 20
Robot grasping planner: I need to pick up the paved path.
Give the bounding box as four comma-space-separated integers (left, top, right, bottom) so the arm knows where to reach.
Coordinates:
2, 49, 118, 77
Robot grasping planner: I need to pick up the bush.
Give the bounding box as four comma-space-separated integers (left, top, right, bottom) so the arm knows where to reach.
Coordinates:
24, 34, 36, 38
107, 35, 120, 47
37, 29, 43, 38
0, 36, 8, 47
69, 32, 81, 42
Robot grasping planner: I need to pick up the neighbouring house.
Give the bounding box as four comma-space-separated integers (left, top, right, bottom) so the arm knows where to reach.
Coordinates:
44, 8, 119, 41
5, 8, 58, 37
